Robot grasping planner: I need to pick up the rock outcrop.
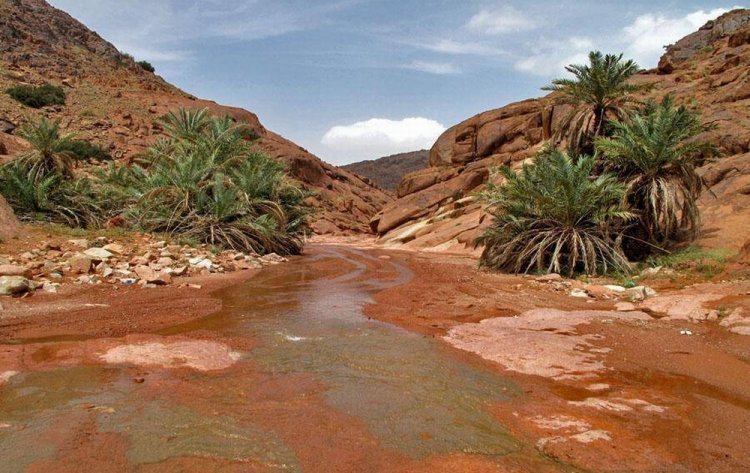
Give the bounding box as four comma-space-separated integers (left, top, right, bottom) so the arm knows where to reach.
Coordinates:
375, 8, 750, 254
0, 0, 390, 234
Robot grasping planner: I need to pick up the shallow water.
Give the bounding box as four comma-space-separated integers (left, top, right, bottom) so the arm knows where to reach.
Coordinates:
0, 246, 563, 472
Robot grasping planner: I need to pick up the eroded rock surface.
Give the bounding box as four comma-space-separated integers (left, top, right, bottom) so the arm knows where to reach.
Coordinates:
444, 309, 652, 380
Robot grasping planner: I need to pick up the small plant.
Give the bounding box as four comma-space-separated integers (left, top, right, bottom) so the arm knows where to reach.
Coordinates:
6, 84, 65, 108
477, 149, 633, 276
137, 60, 155, 73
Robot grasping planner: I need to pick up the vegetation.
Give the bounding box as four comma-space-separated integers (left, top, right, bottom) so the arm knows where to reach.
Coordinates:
97, 108, 309, 255
6, 84, 66, 108
481, 51, 718, 276
137, 60, 155, 73
543, 51, 648, 154
478, 149, 632, 276
0, 111, 309, 255
15, 118, 76, 179
596, 96, 716, 253
59, 140, 111, 162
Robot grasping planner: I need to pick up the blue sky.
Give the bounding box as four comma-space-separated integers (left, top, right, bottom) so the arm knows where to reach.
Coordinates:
49, 1, 744, 165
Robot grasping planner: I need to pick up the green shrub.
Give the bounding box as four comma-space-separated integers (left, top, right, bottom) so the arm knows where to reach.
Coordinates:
98, 108, 310, 255
6, 84, 66, 108
137, 60, 155, 73
478, 149, 632, 276
59, 140, 111, 162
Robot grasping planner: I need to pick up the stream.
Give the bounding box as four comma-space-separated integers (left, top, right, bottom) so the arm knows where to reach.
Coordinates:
0, 246, 567, 472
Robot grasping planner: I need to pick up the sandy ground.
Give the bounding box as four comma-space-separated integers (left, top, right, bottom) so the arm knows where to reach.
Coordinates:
1, 244, 749, 472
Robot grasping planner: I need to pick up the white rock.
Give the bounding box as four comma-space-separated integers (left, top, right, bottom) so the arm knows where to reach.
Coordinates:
84, 248, 113, 260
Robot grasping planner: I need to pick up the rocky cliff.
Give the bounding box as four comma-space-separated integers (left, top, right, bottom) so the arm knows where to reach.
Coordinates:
374, 8, 750, 254
0, 0, 391, 235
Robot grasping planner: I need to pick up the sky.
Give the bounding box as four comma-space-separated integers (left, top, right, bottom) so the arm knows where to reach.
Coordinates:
48, 0, 745, 165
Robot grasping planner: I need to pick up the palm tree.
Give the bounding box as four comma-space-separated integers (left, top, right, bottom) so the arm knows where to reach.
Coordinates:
478, 148, 632, 276
16, 118, 76, 179
544, 51, 648, 153
103, 109, 309, 255
161, 108, 210, 143
595, 95, 716, 252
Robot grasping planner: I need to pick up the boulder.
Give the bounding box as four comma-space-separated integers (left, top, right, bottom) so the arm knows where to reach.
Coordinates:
69, 255, 94, 274
0, 276, 31, 296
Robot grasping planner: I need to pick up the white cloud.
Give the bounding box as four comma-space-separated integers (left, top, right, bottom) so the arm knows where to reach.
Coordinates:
321, 117, 446, 163
422, 39, 505, 56
402, 60, 460, 75
623, 7, 740, 67
467, 6, 537, 34
514, 37, 594, 77
48, 0, 355, 65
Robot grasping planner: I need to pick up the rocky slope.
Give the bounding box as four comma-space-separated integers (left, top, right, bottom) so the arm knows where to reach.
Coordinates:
0, 0, 391, 235
374, 9, 750, 254
343, 150, 429, 192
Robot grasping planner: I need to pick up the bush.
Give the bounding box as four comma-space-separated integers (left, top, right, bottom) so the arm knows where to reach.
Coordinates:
59, 140, 111, 162
137, 60, 155, 73
595, 95, 716, 254
98, 108, 310, 255
478, 149, 632, 276
6, 84, 66, 108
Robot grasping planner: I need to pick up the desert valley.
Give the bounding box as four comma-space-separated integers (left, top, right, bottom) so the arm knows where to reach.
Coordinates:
1, 1, 750, 472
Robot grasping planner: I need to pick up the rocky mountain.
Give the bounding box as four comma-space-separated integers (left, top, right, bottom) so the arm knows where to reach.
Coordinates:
373, 8, 750, 254
0, 0, 391, 235
343, 150, 429, 192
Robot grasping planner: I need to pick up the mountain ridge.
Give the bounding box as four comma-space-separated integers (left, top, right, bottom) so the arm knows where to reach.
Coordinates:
343, 150, 429, 193
0, 0, 391, 235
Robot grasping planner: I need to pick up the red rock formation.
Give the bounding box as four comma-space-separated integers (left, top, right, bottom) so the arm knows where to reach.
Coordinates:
0, 0, 390, 234
376, 8, 750, 254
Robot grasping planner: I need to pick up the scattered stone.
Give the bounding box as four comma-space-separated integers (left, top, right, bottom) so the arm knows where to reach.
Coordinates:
84, 247, 113, 261
260, 253, 287, 264
569, 289, 590, 298
43, 282, 60, 293
68, 239, 90, 249
69, 255, 94, 274
134, 265, 171, 285
719, 308, 750, 335
603, 285, 626, 293
535, 273, 562, 282
624, 286, 657, 301
0, 276, 31, 296
189, 258, 213, 270
102, 243, 125, 255
0, 264, 32, 278
680, 329, 694, 336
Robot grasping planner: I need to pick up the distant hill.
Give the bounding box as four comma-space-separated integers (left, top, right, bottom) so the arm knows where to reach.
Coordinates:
344, 150, 429, 192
